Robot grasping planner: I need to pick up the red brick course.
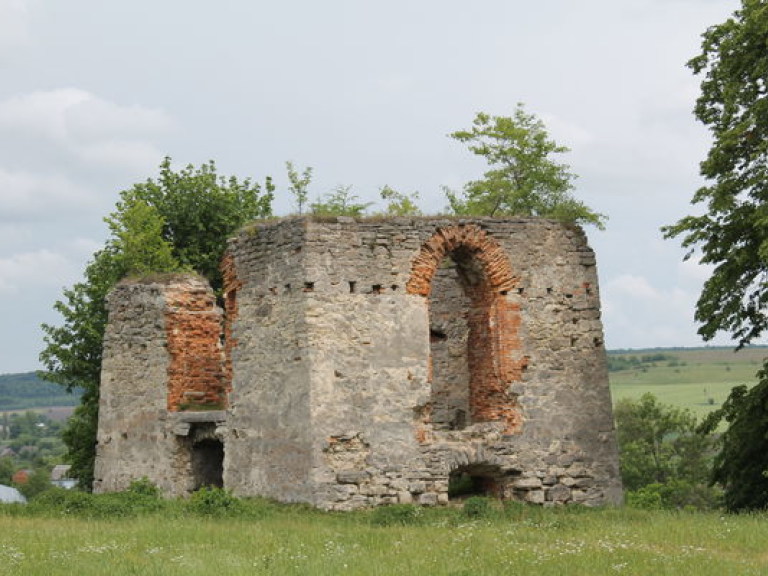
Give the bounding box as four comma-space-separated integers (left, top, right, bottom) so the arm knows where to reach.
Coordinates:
165, 280, 227, 411
221, 252, 242, 395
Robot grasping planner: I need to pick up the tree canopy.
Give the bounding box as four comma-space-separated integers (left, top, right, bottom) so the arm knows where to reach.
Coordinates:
663, 1, 768, 346
663, 1, 768, 511
40, 158, 274, 487
614, 394, 715, 500
445, 105, 606, 228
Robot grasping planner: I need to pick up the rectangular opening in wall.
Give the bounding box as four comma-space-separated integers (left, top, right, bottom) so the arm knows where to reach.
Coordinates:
179, 423, 224, 492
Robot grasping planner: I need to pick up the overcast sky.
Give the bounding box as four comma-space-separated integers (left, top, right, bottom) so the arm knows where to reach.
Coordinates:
0, 0, 746, 374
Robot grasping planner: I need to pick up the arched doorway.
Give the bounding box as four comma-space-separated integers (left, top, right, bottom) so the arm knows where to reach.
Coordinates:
448, 463, 508, 499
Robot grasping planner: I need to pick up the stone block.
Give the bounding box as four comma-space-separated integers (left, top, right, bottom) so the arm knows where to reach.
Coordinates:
547, 484, 571, 503
336, 470, 369, 484
513, 477, 543, 490
418, 492, 438, 506
397, 491, 413, 504
525, 490, 545, 504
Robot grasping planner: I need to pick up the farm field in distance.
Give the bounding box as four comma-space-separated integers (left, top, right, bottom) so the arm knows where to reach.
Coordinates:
608, 346, 767, 420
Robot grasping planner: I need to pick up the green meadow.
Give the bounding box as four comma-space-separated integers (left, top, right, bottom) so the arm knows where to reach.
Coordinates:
608, 347, 766, 420
2, 504, 768, 575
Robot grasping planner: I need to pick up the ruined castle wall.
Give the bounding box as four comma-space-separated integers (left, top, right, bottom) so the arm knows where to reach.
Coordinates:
300, 221, 432, 507
94, 275, 226, 496
96, 216, 621, 508
223, 221, 315, 501
225, 218, 622, 509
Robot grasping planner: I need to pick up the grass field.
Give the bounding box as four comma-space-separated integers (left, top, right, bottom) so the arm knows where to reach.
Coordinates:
2, 506, 768, 575
608, 347, 767, 420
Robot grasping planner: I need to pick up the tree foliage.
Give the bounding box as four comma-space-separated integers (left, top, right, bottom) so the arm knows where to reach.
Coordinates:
40, 158, 274, 489
286, 161, 313, 215
699, 375, 768, 511
310, 184, 371, 217
663, 2, 768, 345
446, 105, 605, 228
116, 157, 274, 293
379, 185, 421, 216
615, 394, 712, 490
105, 198, 181, 277
663, 2, 768, 511
615, 394, 719, 509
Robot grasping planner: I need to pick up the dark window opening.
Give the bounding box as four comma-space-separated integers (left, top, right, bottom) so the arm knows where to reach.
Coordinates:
191, 438, 224, 490
181, 422, 224, 491
448, 464, 507, 500
428, 257, 471, 430
430, 327, 447, 342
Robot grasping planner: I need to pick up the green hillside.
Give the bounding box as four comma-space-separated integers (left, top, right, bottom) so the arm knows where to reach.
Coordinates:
0, 372, 81, 411
1, 346, 765, 417
608, 346, 766, 420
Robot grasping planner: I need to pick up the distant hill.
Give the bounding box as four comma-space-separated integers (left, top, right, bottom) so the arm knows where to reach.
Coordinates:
2, 346, 766, 415
0, 372, 82, 411
607, 345, 767, 420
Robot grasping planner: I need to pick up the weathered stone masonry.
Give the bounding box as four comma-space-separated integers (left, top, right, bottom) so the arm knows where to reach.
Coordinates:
94, 217, 623, 508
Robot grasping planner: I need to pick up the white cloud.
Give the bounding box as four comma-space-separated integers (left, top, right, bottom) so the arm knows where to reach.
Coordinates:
541, 113, 595, 147
0, 88, 172, 171
0, 168, 97, 221
678, 255, 715, 284
601, 272, 705, 348
0, 0, 32, 49
605, 274, 662, 302
65, 95, 172, 142
0, 248, 82, 295
75, 140, 168, 173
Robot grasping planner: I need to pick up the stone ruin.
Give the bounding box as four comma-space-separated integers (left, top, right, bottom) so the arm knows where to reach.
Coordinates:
93, 217, 623, 509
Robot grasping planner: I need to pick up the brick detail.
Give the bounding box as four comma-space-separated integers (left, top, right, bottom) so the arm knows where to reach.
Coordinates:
165, 280, 227, 411
406, 224, 518, 296
221, 252, 242, 394
408, 225, 524, 433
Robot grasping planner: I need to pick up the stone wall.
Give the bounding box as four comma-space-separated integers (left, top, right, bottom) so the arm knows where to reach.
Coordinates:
94, 217, 623, 509
94, 275, 226, 496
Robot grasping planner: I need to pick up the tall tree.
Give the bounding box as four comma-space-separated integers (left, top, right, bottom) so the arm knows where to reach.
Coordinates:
119, 157, 274, 293
446, 104, 606, 228
40, 158, 273, 488
663, 1, 768, 510
39, 248, 125, 487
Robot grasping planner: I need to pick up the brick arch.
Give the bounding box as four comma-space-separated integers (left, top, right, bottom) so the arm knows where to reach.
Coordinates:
406, 225, 518, 297
407, 225, 524, 434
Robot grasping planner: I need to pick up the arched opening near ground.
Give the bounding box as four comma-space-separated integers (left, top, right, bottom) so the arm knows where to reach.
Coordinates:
408, 225, 525, 434
448, 463, 508, 500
